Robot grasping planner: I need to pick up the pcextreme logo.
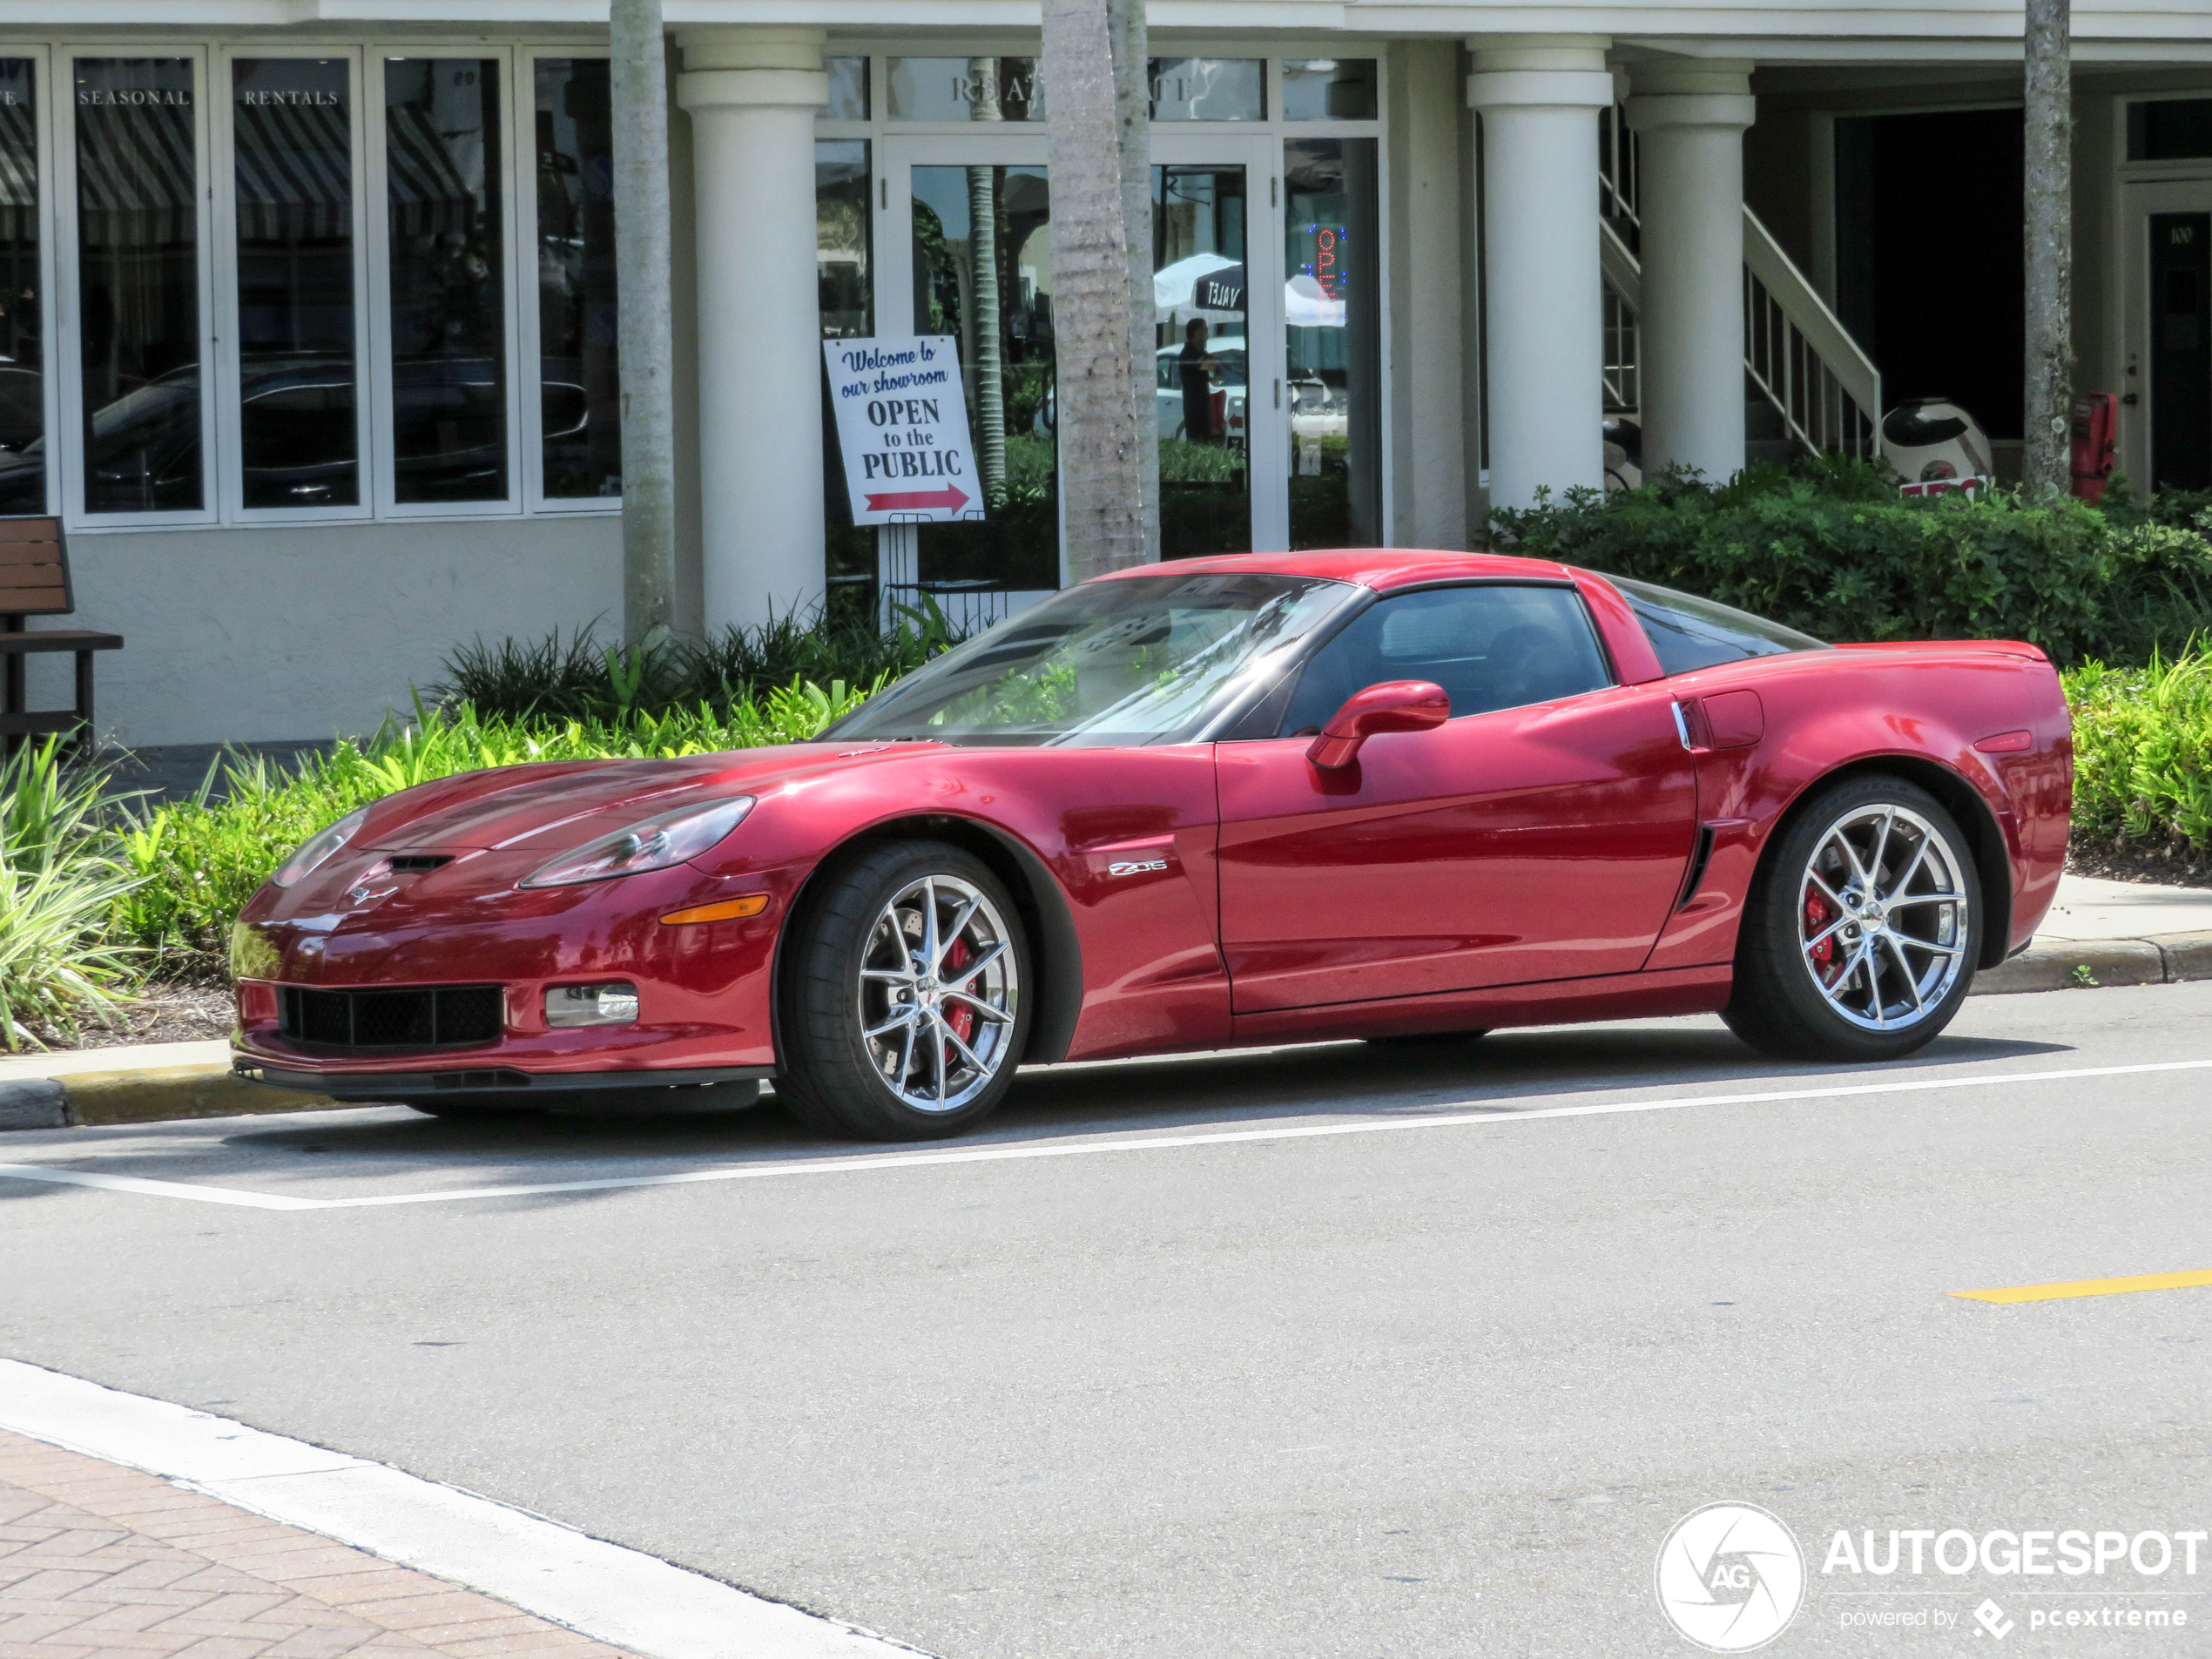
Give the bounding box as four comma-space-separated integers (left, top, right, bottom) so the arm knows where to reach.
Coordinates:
1656, 1502, 1808, 1652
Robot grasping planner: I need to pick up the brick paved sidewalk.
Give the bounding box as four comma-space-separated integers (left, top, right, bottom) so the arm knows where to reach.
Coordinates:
0, 1430, 637, 1659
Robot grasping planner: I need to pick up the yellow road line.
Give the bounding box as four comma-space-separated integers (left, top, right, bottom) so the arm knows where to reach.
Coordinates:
1952, 1269, 2212, 1305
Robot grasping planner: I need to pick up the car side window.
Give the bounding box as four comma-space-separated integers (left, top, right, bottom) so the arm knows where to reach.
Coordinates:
1277, 584, 1614, 737
1603, 573, 1828, 677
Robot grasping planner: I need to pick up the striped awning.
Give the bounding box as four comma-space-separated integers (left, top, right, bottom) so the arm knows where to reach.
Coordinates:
74, 99, 194, 245
234, 96, 349, 243
384, 102, 483, 237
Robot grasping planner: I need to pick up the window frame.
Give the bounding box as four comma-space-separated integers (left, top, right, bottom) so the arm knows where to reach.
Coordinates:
56, 42, 219, 528
362, 44, 525, 522
0, 46, 60, 521
517, 46, 619, 516
210, 43, 371, 525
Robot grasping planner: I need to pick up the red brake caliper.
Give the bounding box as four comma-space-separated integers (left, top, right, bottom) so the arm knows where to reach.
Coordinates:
941, 936, 976, 1045
1804, 889, 1835, 975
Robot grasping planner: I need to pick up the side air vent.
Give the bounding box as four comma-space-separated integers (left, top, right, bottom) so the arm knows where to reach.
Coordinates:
1676, 826, 1718, 911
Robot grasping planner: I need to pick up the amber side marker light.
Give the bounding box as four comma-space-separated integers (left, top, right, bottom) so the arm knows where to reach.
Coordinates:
659, 894, 771, 926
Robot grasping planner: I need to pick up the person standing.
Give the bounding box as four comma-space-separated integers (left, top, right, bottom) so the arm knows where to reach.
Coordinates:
1178, 317, 1218, 442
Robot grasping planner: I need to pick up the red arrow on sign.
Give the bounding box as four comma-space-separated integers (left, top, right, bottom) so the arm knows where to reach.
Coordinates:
865, 483, 970, 515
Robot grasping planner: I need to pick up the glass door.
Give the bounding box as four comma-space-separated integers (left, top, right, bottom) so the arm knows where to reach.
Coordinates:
2124, 179, 2212, 492
875, 134, 1058, 626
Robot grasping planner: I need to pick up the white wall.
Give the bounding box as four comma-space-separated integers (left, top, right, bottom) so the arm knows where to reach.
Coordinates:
19, 516, 622, 748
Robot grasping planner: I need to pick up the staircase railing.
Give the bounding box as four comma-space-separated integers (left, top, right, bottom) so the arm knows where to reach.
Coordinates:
1598, 203, 1883, 462
1741, 207, 1881, 460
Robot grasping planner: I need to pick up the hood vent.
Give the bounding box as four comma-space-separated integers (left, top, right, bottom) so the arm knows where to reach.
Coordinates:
387, 854, 454, 874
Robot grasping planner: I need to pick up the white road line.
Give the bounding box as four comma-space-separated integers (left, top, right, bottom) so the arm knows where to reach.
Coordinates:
0, 1359, 934, 1659
3, 1055, 2209, 1212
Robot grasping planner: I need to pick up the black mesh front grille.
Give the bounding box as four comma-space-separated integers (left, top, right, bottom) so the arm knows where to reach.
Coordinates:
278, 984, 504, 1049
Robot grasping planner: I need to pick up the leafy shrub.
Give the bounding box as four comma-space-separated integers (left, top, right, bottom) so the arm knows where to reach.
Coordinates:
1491, 464, 2212, 667
118, 681, 874, 973
434, 604, 957, 725
0, 739, 142, 1048
2064, 647, 2212, 851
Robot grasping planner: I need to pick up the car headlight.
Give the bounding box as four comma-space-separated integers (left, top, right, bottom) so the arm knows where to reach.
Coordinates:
520, 797, 755, 889
271, 806, 369, 889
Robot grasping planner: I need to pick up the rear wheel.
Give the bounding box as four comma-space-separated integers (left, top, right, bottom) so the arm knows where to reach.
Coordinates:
778, 841, 1031, 1140
1723, 775, 1980, 1062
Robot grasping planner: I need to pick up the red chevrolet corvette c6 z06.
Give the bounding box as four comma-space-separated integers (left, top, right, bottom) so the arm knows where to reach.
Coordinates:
231, 551, 2071, 1141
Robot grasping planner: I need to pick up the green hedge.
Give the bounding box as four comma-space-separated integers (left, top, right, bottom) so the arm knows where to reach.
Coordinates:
117, 682, 873, 975
1491, 463, 2212, 668
2064, 651, 2212, 852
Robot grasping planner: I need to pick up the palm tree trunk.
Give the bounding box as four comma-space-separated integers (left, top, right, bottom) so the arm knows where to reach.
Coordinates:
1109, 0, 1159, 559
1042, 0, 1148, 581
609, 0, 677, 641
2023, 0, 2073, 499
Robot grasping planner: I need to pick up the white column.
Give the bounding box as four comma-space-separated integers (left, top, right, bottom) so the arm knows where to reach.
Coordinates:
1628, 63, 1757, 483
1467, 36, 1613, 513
677, 28, 826, 633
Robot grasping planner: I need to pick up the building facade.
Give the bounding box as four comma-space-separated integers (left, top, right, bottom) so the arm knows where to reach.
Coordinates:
7, 0, 2211, 745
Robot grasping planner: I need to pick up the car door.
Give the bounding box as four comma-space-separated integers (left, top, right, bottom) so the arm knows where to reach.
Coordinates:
1215, 582, 1700, 1013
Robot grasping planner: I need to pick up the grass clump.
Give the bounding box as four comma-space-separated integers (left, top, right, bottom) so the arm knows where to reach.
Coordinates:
0, 739, 143, 1049
434, 602, 958, 725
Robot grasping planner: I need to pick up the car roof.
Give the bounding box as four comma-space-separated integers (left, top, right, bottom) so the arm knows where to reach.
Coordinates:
1090, 548, 1580, 592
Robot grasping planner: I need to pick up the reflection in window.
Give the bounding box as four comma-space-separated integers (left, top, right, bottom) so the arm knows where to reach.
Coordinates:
386, 57, 505, 503
912, 164, 1056, 592
1282, 58, 1377, 121
1149, 59, 1262, 122
1284, 138, 1379, 548
887, 58, 1043, 122
818, 140, 873, 617
822, 57, 869, 122
77, 58, 201, 514
233, 58, 355, 509
1153, 164, 1248, 558
0, 60, 41, 515
535, 59, 619, 499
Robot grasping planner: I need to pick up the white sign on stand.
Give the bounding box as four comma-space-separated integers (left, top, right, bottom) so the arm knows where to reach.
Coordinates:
823, 336, 980, 526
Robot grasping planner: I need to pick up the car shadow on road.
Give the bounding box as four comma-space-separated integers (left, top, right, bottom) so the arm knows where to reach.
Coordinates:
0, 1021, 2076, 1211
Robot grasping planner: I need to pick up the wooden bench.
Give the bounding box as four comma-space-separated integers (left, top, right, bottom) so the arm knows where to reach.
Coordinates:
0, 516, 123, 751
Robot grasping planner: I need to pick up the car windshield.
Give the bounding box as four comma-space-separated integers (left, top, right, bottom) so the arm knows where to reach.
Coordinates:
829, 572, 1354, 747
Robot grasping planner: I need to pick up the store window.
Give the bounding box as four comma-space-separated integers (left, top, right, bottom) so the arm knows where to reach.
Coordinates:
1154, 164, 1249, 558
2129, 99, 2212, 163
888, 58, 1043, 122
1284, 137, 1379, 548
233, 57, 356, 510
385, 57, 506, 504
0, 59, 41, 516
76, 58, 202, 516
818, 139, 873, 615
535, 58, 620, 499
823, 57, 869, 122
1150, 59, 1263, 122
1282, 59, 1376, 121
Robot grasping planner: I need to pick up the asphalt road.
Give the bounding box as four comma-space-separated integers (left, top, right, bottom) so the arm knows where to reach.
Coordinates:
3, 985, 2209, 1657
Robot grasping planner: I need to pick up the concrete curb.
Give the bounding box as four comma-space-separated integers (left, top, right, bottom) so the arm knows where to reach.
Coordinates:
1, 929, 2207, 1132
2, 1062, 334, 1129
1973, 929, 2212, 995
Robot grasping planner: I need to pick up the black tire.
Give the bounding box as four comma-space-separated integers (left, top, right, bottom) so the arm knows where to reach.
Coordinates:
777, 840, 1033, 1140
1723, 772, 1981, 1062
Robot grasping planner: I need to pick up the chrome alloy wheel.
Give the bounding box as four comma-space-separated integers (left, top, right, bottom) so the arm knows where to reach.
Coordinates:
856, 874, 1021, 1113
1797, 803, 1971, 1032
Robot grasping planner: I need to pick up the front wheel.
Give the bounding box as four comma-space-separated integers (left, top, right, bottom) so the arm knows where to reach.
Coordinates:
778, 840, 1032, 1140
1723, 775, 1980, 1062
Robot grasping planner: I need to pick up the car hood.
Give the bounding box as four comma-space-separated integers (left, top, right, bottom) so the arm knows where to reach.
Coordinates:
356, 741, 939, 855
